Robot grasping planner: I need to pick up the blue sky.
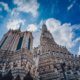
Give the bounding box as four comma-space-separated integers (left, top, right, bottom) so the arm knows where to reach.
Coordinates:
0, 0, 80, 55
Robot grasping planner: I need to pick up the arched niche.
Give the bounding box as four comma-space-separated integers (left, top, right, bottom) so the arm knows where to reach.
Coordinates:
23, 72, 33, 80
15, 75, 21, 80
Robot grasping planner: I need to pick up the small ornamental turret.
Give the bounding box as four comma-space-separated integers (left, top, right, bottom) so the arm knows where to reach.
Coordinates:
42, 23, 47, 32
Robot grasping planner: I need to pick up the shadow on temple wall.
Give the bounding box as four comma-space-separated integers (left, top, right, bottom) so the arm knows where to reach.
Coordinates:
0, 70, 33, 80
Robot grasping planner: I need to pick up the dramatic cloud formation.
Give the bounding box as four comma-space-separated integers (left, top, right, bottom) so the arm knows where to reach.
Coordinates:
13, 0, 39, 17
0, 2, 10, 12
0, 0, 80, 56
5, 16, 80, 55
6, 18, 25, 30
33, 18, 80, 53
46, 18, 74, 48
6, 0, 39, 31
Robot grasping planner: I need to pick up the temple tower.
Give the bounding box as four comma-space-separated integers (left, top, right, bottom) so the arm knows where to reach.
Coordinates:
0, 28, 38, 80
38, 23, 74, 80
0, 28, 33, 52
40, 23, 57, 53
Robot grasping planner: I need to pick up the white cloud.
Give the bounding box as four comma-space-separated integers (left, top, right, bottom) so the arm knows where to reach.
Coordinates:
28, 22, 42, 47
68, 4, 73, 10
72, 24, 80, 30
0, 2, 11, 12
46, 18, 74, 48
33, 31, 41, 47
74, 37, 80, 43
13, 0, 39, 17
78, 46, 80, 55
6, 18, 25, 30
11, 8, 20, 17
67, 0, 76, 10
32, 18, 80, 55
27, 24, 37, 32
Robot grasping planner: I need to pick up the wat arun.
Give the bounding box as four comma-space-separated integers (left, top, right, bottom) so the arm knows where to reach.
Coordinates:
0, 23, 80, 80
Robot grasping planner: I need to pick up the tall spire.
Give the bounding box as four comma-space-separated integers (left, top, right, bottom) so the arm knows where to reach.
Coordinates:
42, 22, 47, 32
40, 22, 57, 53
